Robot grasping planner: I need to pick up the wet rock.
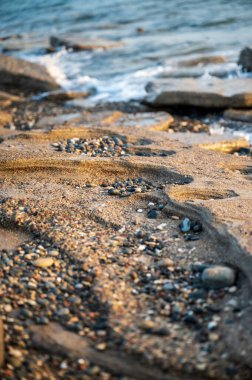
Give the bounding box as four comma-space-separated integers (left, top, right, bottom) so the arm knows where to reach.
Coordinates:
224, 108, 252, 123
238, 47, 252, 72
49, 35, 122, 52
179, 55, 226, 68
202, 265, 236, 289
145, 77, 252, 108
42, 90, 94, 103
0, 90, 22, 107
0, 54, 60, 95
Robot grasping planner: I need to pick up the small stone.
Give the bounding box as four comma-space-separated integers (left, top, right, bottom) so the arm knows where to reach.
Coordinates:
75, 283, 83, 289
138, 244, 147, 251
33, 257, 54, 268
68, 296, 82, 305
96, 342, 107, 351
137, 209, 143, 213
135, 187, 142, 193
60, 361, 68, 369
148, 202, 155, 207
147, 209, 158, 219
50, 250, 60, 257
179, 217, 191, 232
4, 304, 12, 313
140, 320, 155, 331
228, 286, 237, 294
155, 258, 174, 268
209, 333, 219, 342
202, 265, 236, 289
208, 321, 218, 330
108, 189, 120, 196
196, 362, 207, 371
171, 215, 179, 220
9, 348, 23, 358
163, 282, 175, 291
156, 223, 167, 230
227, 299, 238, 308
135, 229, 144, 238
57, 308, 70, 317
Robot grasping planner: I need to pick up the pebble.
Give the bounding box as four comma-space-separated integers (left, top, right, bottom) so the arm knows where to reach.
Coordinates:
4, 304, 12, 313
33, 258, 54, 268
228, 286, 237, 294
96, 342, 107, 351
202, 265, 236, 289
179, 217, 191, 232
147, 209, 158, 219
179, 217, 203, 240
57, 308, 70, 317
208, 321, 218, 330
156, 223, 167, 230
107, 178, 155, 197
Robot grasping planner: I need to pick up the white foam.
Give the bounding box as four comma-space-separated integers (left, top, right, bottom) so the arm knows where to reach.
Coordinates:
233, 130, 252, 144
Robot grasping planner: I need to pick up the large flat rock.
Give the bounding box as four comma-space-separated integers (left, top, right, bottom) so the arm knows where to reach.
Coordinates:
146, 77, 252, 108
0, 54, 60, 95
50, 35, 123, 52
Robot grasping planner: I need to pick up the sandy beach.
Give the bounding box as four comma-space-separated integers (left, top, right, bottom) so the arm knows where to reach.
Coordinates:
1, 3, 252, 378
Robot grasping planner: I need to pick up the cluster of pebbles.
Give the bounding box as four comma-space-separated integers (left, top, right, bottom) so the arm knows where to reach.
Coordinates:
52, 136, 128, 157
105, 177, 160, 197
179, 217, 203, 241
0, 192, 244, 379
135, 258, 237, 330
169, 118, 209, 133
0, 197, 134, 379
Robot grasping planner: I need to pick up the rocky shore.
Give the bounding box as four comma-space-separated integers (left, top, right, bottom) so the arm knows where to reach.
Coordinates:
0, 50, 252, 380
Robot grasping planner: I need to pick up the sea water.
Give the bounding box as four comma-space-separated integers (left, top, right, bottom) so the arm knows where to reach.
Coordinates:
1, 0, 252, 105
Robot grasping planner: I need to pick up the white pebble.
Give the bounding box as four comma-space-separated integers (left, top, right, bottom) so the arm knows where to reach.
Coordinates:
156, 223, 167, 230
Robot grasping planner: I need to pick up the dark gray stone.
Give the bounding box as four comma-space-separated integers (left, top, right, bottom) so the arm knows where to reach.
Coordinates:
238, 47, 252, 72
202, 265, 236, 289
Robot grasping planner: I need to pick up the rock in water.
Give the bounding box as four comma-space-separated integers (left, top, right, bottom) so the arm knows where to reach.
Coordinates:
202, 266, 236, 289
49, 35, 122, 52
224, 108, 252, 123
145, 77, 252, 108
0, 54, 60, 95
238, 47, 252, 72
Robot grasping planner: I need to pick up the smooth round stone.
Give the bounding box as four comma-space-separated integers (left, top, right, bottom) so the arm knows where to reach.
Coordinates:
33, 257, 54, 268
202, 265, 236, 289
179, 217, 191, 232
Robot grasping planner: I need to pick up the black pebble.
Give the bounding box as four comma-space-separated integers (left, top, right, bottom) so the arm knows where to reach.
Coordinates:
147, 209, 158, 219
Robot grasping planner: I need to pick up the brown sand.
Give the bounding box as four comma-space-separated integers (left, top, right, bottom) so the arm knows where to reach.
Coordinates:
0, 101, 252, 379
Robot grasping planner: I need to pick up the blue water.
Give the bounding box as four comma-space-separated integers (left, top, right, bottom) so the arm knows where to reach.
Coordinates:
1, 0, 252, 102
